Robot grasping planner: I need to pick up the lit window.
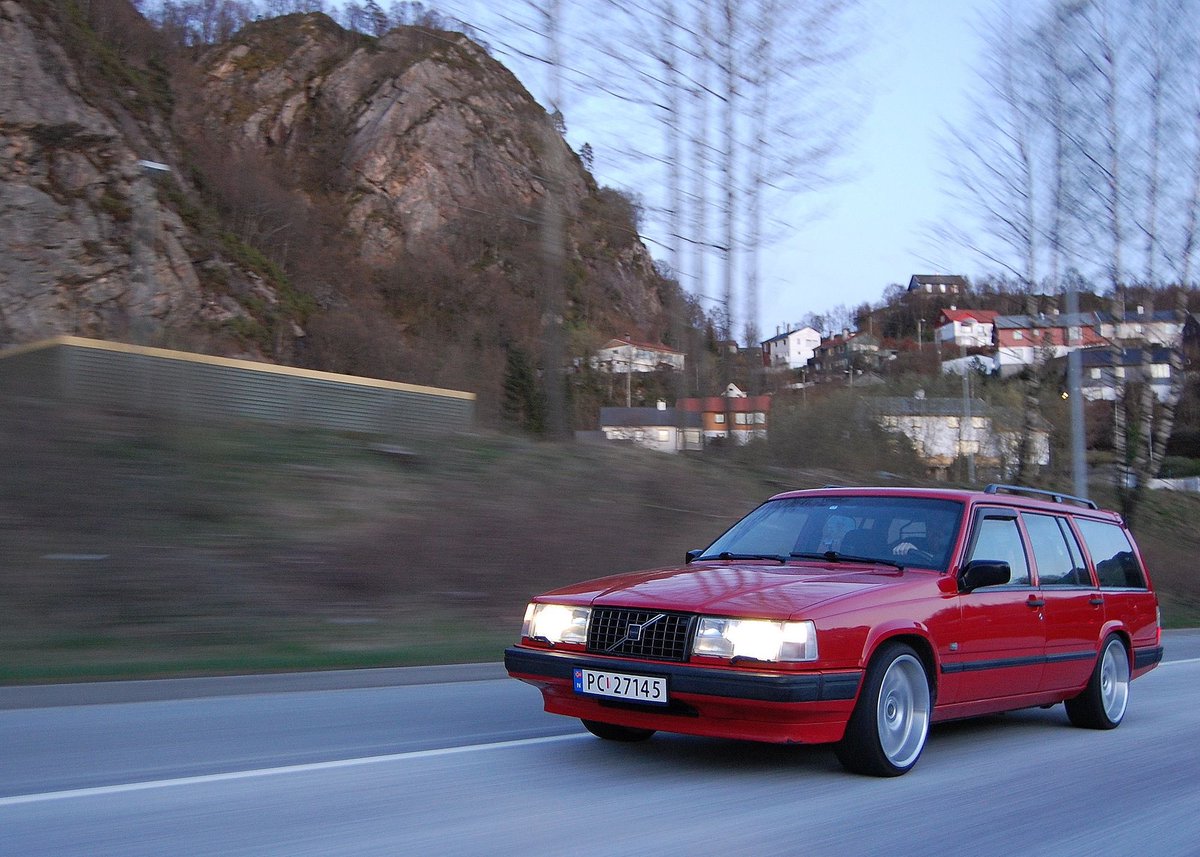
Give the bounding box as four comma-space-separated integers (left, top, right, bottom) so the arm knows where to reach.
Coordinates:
1090, 368, 1101, 379
714, 414, 726, 424
1150, 363, 1170, 379
657, 429, 670, 441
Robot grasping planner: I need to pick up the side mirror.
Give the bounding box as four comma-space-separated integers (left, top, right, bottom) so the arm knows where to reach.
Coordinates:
685, 549, 703, 564
959, 559, 1011, 592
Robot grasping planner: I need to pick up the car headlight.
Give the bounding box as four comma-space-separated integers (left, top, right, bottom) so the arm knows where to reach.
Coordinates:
692, 617, 817, 662
522, 603, 591, 645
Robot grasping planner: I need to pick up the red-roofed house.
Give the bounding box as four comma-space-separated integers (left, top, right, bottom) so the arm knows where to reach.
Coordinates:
677, 384, 770, 444
936, 308, 999, 349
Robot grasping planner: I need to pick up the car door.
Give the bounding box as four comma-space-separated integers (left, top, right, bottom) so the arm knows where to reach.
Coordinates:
1021, 512, 1104, 693
941, 508, 1045, 703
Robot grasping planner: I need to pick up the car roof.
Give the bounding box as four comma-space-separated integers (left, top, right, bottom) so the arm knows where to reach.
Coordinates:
766, 486, 1125, 524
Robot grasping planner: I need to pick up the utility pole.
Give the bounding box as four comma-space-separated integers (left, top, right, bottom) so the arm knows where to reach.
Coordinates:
1066, 283, 1087, 498
961, 345, 976, 484
625, 336, 633, 408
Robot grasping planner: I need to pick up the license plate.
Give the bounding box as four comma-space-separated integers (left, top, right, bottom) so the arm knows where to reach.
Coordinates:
573, 668, 668, 705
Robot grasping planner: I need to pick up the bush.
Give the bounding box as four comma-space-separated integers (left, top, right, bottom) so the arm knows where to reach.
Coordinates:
767, 390, 926, 478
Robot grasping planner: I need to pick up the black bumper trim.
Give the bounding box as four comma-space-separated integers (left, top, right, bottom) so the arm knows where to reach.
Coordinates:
504, 646, 861, 704
1134, 645, 1164, 670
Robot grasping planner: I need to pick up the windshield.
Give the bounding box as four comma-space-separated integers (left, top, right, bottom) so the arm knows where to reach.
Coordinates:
700, 496, 964, 570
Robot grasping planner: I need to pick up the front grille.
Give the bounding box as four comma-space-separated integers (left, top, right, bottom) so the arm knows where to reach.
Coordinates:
587, 608, 695, 662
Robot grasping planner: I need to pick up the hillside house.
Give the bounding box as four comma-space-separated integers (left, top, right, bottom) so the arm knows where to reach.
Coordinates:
677, 384, 770, 444
1072, 346, 1180, 403
907, 274, 967, 296
812, 330, 881, 381
598, 404, 704, 453
1107, 307, 1183, 346
936, 308, 998, 350
591, 338, 685, 374
761, 326, 821, 370
872, 396, 1050, 479
993, 312, 1108, 377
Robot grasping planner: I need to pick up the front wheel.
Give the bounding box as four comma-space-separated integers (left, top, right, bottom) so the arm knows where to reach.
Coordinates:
835, 642, 931, 777
1065, 635, 1129, 730
581, 720, 655, 742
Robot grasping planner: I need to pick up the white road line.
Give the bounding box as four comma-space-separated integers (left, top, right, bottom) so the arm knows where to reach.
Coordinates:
0, 733, 588, 808
1160, 656, 1200, 666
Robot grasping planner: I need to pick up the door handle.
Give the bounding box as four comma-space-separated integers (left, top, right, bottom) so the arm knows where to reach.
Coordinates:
1089, 596, 1104, 607
1026, 596, 1046, 608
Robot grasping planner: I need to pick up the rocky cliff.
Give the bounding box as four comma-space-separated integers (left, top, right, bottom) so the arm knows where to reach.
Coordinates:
0, 1, 675, 420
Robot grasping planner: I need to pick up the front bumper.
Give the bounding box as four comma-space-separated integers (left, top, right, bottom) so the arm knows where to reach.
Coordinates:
505, 645, 863, 745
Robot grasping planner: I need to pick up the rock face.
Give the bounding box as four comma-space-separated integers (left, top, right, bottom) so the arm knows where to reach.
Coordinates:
0, 3, 670, 406
0, 0, 198, 342
199, 19, 586, 263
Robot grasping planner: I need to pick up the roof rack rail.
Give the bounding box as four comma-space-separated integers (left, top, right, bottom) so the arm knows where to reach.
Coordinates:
983, 483, 1098, 510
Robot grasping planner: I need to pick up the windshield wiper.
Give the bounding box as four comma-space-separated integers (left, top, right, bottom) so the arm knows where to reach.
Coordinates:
790, 551, 905, 571
698, 551, 788, 565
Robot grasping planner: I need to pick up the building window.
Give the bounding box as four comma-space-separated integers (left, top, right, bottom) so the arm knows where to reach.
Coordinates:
1114, 367, 1126, 379
734, 413, 748, 425
1150, 363, 1170, 379
1090, 368, 1102, 379
754, 412, 766, 424
714, 413, 726, 424
1013, 331, 1024, 340
657, 429, 670, 441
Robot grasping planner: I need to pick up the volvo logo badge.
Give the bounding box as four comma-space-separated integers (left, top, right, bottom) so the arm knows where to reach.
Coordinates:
607, 614, 666, 652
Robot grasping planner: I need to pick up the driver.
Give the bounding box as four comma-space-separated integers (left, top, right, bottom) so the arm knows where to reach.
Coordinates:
892, 519, 952, 558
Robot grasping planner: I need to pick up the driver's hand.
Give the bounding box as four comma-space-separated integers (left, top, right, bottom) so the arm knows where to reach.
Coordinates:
892, 541, 919, 555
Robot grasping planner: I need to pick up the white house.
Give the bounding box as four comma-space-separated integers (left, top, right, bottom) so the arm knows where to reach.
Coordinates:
598, 403, 704, 453
873, 396, 1050, 478
592, 338, 685, 374
935, 308, 998, 350
761, 326, 822, 370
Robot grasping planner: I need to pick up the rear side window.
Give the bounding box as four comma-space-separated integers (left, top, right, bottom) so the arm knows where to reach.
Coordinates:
1075, 519, 1147, 589
967, 515, 1030, 585
1023, 513, 1091, 586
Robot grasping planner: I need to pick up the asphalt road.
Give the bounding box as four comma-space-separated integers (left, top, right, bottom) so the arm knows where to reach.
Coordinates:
2, 631, 1199, 857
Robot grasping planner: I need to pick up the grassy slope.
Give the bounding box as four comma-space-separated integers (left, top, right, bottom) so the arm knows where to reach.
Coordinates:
2, 402, 1196, 683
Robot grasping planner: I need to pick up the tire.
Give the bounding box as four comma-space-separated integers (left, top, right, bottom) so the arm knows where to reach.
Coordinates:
581, 719, 655, 742
835, 642, 931, 777
1065, 635, 1130, 730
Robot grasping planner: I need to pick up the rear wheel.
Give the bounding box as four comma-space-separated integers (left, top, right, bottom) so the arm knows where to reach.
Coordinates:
1065, 635, 1129, 730
581, 720, 655, 742
835, 642, 931, 777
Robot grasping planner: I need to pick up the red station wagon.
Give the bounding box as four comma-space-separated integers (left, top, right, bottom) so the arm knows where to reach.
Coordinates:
505, 484, 1163, 776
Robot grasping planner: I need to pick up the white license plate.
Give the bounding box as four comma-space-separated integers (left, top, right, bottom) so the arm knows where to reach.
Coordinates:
573, 668, 668, 705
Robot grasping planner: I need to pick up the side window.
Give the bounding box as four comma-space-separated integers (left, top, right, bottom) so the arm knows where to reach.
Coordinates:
1057, 518, 1091, 585
1075, 519, 1148, 589
967, 514, 1030, 586
1023, 513, 1089, 586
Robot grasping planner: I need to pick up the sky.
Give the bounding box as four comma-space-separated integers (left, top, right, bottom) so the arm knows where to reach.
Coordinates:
436, 0, 994, 341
